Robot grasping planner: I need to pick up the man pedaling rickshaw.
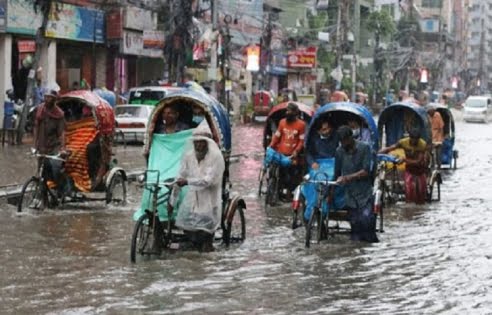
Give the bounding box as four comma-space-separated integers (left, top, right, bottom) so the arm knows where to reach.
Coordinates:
168, 121, 225, 252
32, 89, 69, 207
267, 102, 306, 200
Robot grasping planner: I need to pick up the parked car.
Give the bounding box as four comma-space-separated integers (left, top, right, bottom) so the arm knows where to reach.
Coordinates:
128, 86, 182, 106
114, 104, 154, 143
463, 96, 492, 123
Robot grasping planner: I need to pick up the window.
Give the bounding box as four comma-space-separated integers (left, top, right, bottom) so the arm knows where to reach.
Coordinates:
421, 0, 442, 8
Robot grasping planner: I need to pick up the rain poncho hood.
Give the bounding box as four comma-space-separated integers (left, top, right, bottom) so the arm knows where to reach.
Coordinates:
174, 121, 225, 233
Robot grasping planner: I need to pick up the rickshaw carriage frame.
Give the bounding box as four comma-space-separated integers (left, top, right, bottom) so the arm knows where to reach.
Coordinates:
378, 101, 442, 204
259, 101, 314, 207
293, 102, 384, 247
131, 89, 246, 262
17, 90, 127, 212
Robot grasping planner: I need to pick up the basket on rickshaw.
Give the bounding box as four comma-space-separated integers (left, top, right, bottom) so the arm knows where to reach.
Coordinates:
378, 101, 442, 203
18, 90, 127, 212
291, 102, 382, 247
258, 101, 314, 206
130, 89, 246, 262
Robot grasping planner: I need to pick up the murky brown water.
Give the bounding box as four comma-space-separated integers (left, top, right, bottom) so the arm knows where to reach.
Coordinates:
1, 116, 492, 314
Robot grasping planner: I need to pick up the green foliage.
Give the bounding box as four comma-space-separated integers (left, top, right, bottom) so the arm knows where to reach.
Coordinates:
367, 10, 396, 37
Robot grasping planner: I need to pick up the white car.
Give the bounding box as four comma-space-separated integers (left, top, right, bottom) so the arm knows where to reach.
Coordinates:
128, 86, 183, 106
463, 96, 492, 123
114, 105, 154, 143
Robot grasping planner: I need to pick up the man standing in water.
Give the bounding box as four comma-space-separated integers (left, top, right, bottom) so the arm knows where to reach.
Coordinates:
335, 126, 378, 243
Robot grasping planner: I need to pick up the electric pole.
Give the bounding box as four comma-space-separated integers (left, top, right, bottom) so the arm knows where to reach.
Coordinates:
209, 0, 218, 97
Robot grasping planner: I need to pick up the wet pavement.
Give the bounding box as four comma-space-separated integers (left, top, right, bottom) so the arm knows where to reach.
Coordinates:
1, 112, 492, 314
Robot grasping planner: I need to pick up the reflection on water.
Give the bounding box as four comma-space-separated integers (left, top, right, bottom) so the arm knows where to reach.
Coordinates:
1, 120, 492, 314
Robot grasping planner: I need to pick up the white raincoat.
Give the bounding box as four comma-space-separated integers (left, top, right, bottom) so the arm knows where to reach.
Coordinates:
174, 121, 225, 234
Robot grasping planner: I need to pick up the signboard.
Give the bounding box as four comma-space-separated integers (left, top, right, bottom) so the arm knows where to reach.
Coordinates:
17, 40, 35, 52
45, 3, 105, 43
7, 0, 43, 35
124, 6, 152, 31
142, 30, 164, 58
143, 30, 164, 49
121, 30, 143, 55
270, 53, 287, 75
287, 47, 317, 68
107, 9, 123, 39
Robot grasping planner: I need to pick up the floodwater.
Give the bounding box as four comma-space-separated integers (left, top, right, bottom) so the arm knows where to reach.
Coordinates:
1, 116, 492, 314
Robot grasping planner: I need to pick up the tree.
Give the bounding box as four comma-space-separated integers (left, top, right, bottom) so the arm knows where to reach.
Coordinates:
366, 9, 396, 106
17, 0, 53, 143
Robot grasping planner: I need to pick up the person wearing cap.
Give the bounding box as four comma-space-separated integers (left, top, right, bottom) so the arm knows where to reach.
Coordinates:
32, 89, 66, 208
427, 104, 444, 168
34, 89, 65, 155
268, 102, 306, 200
379, 127, 428, 204
172, 121, 225, 252
334, 126, 378, 243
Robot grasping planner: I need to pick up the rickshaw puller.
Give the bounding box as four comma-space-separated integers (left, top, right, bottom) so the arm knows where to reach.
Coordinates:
33, 90, 69, 202
268, 102, 306, 199
335, 126, 378, 243
172, 121, 225, 252
379, 128, 428, 204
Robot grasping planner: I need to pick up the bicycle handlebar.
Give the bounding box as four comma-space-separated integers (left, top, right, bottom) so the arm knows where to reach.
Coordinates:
33, 153, 66, 162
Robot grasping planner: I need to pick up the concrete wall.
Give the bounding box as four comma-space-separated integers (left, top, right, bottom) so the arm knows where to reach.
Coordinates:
0, 35, 12, 129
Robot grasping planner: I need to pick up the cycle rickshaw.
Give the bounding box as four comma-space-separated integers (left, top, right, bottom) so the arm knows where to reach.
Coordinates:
18, 90, 127, 212
130, 89, 246, 262
258, 101, 314, 206
290, 102, 382, 247
429, 103, 458, 170
377, 101, 442, 204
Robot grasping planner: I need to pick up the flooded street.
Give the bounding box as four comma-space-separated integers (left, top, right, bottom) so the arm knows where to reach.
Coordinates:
1, 116, 492, 314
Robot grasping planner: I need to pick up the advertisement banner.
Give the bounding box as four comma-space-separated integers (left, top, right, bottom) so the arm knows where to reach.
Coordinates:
7, 0, 43, 35
121, 30, 143, 55
17, 39, 35, 52
287, 47, 317, 68
45, 3, 105, 43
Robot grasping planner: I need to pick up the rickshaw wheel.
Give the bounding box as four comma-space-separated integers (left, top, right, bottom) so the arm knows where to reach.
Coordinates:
291, 195, 306, 230
452, 150, 458, 170
106, 172, 127, 206
305, 208, 320, 248
18, 177, 43, 212
131, 213, 162, 263
427, 173, 441, 202
223, 202, 246, 247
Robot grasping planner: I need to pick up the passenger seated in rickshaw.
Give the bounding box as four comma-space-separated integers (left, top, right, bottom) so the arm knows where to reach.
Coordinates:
191, 104, 207, 127
305, 119, 338, 170
379, 128, 428, 204
171, 121, 225, 252
347, 118, 371, 144
267, 102, 306, 200
335, 126, 378, 243
155, 104, 190, 134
